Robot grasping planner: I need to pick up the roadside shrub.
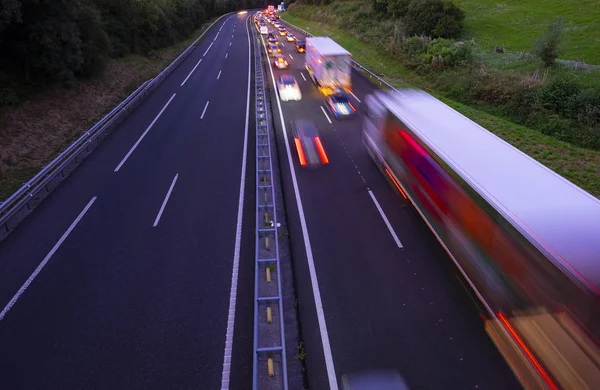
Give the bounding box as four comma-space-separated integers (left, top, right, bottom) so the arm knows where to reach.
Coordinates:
570, 89, 600, 128
422, 38, 472, 67
387, 0, 411, 19
536, 75, 581, 118
405, 35, 429, 58
533, 17, 565, 67
538, 114, 572, 141
405, 0, 465, 38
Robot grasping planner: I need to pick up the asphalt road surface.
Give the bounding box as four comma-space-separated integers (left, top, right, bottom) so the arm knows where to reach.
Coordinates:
263, 18, 521, 390
0, 12, 256, 390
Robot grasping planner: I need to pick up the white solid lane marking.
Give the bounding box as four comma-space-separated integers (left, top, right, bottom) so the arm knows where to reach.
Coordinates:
114, 93, 176, 172
225, 53, 228, 59
200, 101, 210, 119
153, 174, 178, 227
320, 106, 332, 124
219, 11, 251, 390
300, 72, 306, 81
289, 53, 294, 59
0, 196, 97, 322
349, 91, 361, 103
368, 190, 403, 248
217, 70, 222, 79
203, 41, 214, 56
181, 58, 202, 86
214, 32, 219, 41
259, 31, 339, 390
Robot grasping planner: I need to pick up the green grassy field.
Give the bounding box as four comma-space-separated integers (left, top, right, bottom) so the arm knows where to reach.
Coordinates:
281, 11, 600, 198
454, 0, 600, 64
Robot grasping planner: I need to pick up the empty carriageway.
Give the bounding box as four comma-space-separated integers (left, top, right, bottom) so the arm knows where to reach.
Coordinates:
0, 12, 257, 389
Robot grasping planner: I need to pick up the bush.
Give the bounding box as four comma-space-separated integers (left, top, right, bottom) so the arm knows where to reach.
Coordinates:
537, 75, 581, 117
570, 89, 600, 128
421, 38, 472, 67
405, 35, 429, 58
387, 0, 411, 18
405, 0, 465, 38
533, 17, 565, 67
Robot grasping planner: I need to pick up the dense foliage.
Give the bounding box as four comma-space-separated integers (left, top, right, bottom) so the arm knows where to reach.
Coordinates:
0, 0, 259, 89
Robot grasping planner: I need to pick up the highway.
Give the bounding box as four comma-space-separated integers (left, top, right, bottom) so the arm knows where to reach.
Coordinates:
0, 13, 255, 389
262, 18, 522, 389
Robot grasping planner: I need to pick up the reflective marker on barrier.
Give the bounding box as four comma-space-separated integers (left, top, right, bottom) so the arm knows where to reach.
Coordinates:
268, 358, 274, 377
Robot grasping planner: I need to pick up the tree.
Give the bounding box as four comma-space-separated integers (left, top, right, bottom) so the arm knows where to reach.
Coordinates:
533, 17, 565, 67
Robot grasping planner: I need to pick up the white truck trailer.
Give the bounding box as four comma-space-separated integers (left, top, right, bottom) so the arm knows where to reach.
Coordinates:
304, 37, 352, 95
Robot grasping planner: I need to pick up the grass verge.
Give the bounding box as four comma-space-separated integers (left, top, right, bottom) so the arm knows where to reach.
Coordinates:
454, 0, 600, 64
0, 16, 219, 201
281, 12, 600, 198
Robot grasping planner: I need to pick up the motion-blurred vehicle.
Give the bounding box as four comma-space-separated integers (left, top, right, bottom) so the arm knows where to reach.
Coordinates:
295, 40, 306, 53
274, 22, 281, 28
342, 370, 409, 390
272, 55, 289, 69
362, 89, 600, 390
278, 28, 287, 36
291, 120, 329, 167
267, 44, 281, 56
286, 33, 296, 42
325, 90, 356, 119
305, 36, 352, 95
277, 75, 302, 102
267, 37, 280, 45
260, 25, 268, 35
268, 31, 276, 39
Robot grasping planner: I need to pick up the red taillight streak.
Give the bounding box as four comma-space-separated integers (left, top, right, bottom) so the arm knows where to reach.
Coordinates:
314, 137, 329, 164
294, 138, 307, 166
385, 168, 407, 199
348, 102, 356, 112
497, 313, 558, 390
486, 317, 534, 389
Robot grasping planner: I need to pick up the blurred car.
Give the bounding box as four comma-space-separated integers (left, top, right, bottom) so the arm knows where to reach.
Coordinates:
286, 33, 296, 42
267, 44, 281, 56
277, 75, 302, 102
274, 22, 281, 28
295, 40, 306, 53
268, 31, 275, 39
325, 90, 357, 119
267, 37, 280, 45
291, 120, 329, 167
260, 25, 268, 35
341, 370, 410, 390
272, 55, 289, 69
278, 28, 287, 36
